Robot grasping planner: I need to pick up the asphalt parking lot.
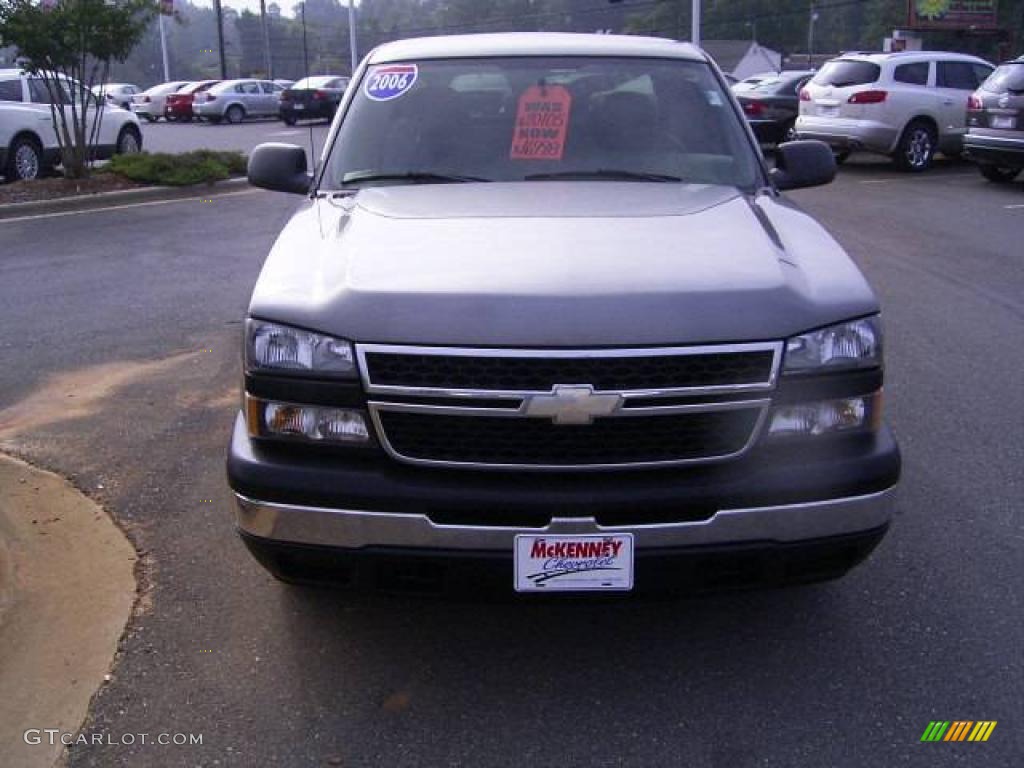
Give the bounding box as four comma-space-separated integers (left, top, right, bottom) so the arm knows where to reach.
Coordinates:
0, 157, 1020, 767
140, 117, 332, 163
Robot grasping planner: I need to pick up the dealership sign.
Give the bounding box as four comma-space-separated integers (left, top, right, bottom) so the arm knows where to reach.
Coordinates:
908, 0, 999, 30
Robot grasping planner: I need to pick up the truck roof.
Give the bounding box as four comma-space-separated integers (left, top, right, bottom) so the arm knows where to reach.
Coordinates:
368, 32, 707, 66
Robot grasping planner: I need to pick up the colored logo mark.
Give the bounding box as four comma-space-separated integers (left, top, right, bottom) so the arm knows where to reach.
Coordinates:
364, 64, 418, 101
921, 721, 997, 742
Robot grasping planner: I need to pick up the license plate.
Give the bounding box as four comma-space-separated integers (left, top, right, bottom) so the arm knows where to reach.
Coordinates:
991, 116, 1015, 129
293, 103, 304, 110
818, 105, 839, 118
514, 534, 633, 592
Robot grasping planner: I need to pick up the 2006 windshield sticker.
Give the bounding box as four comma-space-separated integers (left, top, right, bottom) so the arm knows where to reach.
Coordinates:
510, 84, 572, 161
364, 64, 418, 101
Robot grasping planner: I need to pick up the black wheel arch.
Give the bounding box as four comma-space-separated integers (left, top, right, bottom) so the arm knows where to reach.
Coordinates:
116, 123, 143, 150
902, 115, 939, 139
9, 129, 44, 154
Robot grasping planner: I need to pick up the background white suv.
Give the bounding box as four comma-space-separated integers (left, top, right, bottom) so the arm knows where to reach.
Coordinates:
796, 51, 993, 171
0, 69, 143, 181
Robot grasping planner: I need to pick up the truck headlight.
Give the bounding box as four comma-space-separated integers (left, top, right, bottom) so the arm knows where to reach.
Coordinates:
783, 317, 881, 373
246, 395, 372, 443
246, 319, 356, 378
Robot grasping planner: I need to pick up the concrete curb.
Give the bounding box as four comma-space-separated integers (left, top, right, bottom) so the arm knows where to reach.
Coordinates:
0, 452, 136, 768
0, 176, 250, 220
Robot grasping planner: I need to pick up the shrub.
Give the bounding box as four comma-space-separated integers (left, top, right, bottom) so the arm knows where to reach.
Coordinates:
107, 150, 247, 186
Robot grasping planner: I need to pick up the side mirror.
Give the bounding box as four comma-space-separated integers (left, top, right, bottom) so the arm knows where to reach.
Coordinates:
248, 143, 311, 195
770, 140, 836, 191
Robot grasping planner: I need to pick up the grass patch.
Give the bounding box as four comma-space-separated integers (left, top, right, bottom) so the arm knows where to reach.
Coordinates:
106, 150, 247, 186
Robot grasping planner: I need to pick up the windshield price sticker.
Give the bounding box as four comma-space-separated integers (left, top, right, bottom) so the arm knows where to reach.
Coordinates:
514, 533, 634, 592
365, 64, 418, 101
510, 84, 572, 161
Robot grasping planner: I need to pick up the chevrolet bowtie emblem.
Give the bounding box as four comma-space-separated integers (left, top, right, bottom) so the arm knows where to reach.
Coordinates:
523, 385, 622, 425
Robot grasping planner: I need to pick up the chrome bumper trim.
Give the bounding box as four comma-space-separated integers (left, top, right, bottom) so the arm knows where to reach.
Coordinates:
234, 488, 896, 551
964, 134, 1024, 149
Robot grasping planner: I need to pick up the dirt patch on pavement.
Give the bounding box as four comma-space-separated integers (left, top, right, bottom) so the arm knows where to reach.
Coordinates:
0, 174, 144, 205
0, 351, 201, 440
0, 453, 136, 768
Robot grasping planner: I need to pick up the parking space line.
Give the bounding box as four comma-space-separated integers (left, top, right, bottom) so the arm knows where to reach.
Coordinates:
856, 172, 978, 185
0, 188, 259, 224
1006, 204, 1024, 210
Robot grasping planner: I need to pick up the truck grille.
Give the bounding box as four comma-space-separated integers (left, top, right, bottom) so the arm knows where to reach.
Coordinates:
358, 343, 780, 470
376, 409, 762, 468
362, 348, 775, 393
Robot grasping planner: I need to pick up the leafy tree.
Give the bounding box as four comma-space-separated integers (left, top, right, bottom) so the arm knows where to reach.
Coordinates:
0, 0, 155, 178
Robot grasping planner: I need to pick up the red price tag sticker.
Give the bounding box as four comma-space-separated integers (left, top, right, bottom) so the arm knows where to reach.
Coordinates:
510, 84, 572, 161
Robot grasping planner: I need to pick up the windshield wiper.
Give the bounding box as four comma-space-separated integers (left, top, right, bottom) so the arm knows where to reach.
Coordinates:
342, 171, 491, 186
525, 169, 684, 183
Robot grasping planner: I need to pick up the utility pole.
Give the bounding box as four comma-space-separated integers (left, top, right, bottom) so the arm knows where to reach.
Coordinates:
807, 4, 819, 67
213, 0, 227, 80
158, 11, 170, 82
348, 0, 358, 74
260, 0, 272, 79
691, 0, 700, 48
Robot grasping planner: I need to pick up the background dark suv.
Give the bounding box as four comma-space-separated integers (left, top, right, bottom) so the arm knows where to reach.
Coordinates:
966, 56, 1024, 183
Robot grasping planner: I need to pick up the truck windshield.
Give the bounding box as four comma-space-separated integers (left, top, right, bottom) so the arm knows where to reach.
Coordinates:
323, 57, 760, 190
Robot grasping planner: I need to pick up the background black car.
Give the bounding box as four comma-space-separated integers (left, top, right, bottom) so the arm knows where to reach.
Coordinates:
279, 75, 350, 125
733, 70, 814, 145
965, 56, 1024, 183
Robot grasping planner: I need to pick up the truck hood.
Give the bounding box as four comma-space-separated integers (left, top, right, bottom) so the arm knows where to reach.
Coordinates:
250, 182, 878, 346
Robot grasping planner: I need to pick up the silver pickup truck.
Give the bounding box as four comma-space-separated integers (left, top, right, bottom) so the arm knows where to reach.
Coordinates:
228, 33, 900, 594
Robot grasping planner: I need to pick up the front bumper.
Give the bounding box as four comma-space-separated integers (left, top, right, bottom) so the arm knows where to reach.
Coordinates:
228, 412, 899, 554
236, 489, 895, 552
240, 524, 889, 592
795, 115, 899, 154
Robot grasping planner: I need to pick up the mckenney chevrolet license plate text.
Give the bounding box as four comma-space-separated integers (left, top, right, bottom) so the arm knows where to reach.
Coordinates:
515, 534, 634, 592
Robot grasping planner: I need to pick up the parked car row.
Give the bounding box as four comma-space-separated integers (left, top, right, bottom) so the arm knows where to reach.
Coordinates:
733, 51, 1022, 182
1, 69, 142, 181
126, 76, 349, 126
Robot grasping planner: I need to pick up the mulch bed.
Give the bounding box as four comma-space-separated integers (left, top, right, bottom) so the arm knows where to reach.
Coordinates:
0, 173, 145, 206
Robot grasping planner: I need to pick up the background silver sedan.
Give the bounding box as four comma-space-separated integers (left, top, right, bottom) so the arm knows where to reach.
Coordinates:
192, 79, 285, 124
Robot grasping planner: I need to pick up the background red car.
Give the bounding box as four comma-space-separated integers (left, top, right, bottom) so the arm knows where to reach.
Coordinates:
164, 80, 219, 122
